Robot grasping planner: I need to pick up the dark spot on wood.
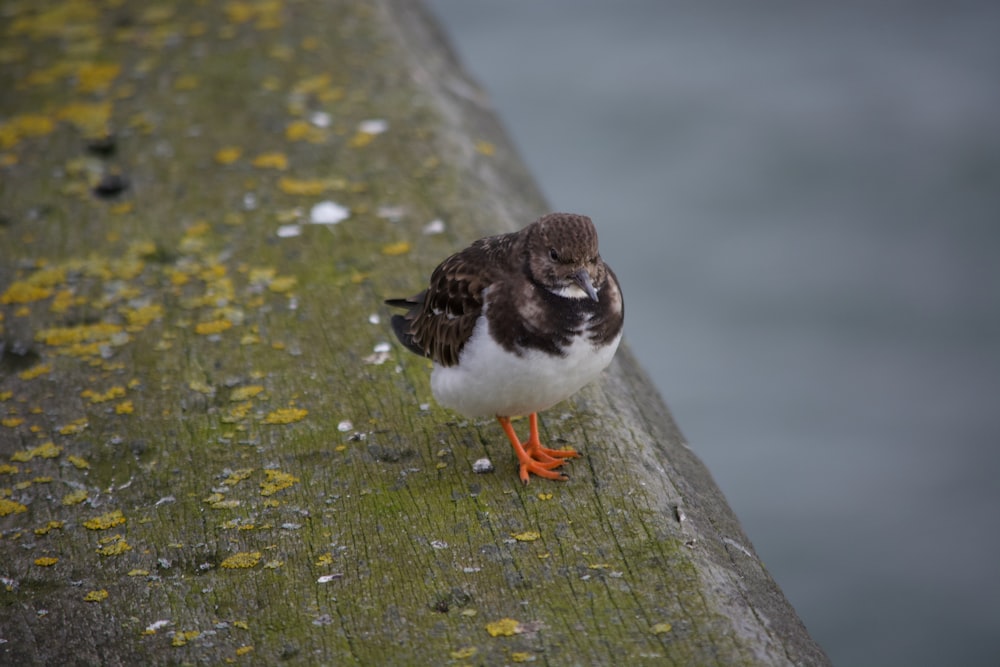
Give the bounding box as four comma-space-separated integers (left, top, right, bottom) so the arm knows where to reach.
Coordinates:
142, 243, 178, 264
0, 340, 41, 373
86, 133, 117, 157
367, 444, 414, 463
92, 172, 128, 198
430, 587, 472, 613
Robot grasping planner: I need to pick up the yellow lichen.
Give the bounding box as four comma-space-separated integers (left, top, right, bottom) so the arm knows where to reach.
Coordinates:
83, 509, 126, 530
0, 114, 56, 150
215, 146, 242, 164
81, 385, 126, 403
250, 152, 288, 170
259, 469, 299, 496
172, 630, 200, 646
230, 386, 264, 402
220, 551, 262, 569
222, 468, 255, 485
18, 364, 52, 380
58, 418, 88, 435
55, 101, 112, 138
2, 418, 24, 428
68, 455, 90, 469
475, 140, 496, 156
348, 131, 375, 148
34, 520, 64, 535
285, 119, 326, 143
115, 400, 134, 414
195, 318, 233, 335
50, 289, 77, 313
222, 401, 252, 423
84, 589, 109, 602
247, 267, 276, 283
76, 62, 121, 93
511, 531, 540, 542
0, 498, 28, 516
268, 276, 297, 293
36, 322, 122, 347
381, 241, 411, 256
450, 647, 478, 659
278, 176, 343, 195
11, 441, 61, 461
34, 557, 59, 567
314, 552, 334, 567
511, 653, 535, 663
184, 220, 212, 238
235, 645, 254, 656
485, 618, 522, 637
121, 303, 163, 329
262, 407, 307, 425
96, 535, 132, 556
188, 380, 215, 395
62, 488, 88, 505
0, 281, 52, 304
127, 569, 149, 577
0, 464, 18, 475
208, 497, 240, 510
239, 333, 260, 346
27, 266, 65, 286
651, 622, 673, 635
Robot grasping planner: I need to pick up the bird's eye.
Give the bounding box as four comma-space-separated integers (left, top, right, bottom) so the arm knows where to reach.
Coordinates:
549, 248, 559, 261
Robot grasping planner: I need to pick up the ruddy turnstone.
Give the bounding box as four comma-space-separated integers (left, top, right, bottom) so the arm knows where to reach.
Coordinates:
386, 213, 624, 483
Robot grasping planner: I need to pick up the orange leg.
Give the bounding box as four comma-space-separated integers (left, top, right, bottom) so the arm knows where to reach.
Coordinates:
497, 414, 579, 484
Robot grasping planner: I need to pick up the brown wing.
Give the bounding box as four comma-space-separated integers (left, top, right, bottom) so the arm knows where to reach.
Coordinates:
386, 233, 516, 367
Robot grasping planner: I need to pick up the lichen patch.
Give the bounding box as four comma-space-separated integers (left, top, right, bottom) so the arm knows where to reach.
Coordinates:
485, 618, 522, 637
83, 509, 126, 530
220, 551, 262, 569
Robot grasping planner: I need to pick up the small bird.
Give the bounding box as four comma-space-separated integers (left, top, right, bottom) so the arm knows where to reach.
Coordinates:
386, 213, 624, 483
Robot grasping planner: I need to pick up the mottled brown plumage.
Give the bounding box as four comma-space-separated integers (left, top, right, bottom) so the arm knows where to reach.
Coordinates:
387, 213, 622, 365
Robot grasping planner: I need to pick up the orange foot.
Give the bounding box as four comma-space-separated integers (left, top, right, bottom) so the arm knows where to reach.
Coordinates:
497, 413, 580, 484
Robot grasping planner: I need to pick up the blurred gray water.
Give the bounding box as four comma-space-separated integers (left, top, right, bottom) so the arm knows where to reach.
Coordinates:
426, 1, 1000, 665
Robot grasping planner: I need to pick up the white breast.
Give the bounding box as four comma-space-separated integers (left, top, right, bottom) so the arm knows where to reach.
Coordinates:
430, 313, 621, 418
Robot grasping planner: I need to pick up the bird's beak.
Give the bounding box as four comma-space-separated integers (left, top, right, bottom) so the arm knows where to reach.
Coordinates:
572, 268, 599, 302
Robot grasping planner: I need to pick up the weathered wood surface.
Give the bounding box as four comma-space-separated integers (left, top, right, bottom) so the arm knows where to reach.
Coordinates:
0, 1, 830, 665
